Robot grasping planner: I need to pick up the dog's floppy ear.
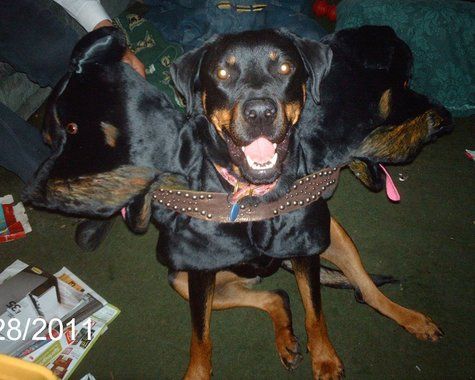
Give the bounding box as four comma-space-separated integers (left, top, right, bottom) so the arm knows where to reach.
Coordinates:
170, 35, 220, 114
349, 159, 384, 192
170, 46, 208, 114
70, 26, 127, 74
280, 30, 333, 104
124, 189, 155, 234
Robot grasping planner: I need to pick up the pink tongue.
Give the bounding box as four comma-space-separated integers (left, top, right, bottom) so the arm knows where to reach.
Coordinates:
243, 137, 275, 164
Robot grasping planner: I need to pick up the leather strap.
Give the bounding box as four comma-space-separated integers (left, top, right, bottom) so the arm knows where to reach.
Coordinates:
152, 167, 340, 223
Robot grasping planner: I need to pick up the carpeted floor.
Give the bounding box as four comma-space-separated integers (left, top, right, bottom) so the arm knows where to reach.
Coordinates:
0, 116, 474, 379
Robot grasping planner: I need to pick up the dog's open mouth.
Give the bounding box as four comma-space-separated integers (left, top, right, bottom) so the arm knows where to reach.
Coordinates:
242, 138, 279, 170
224, 131, 291, 184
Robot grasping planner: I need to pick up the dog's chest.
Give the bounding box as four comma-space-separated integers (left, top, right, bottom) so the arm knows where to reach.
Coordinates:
153, 198, 330, 271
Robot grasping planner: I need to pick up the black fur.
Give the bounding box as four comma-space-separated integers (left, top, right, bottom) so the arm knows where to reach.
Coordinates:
299, 26, 452, 189
22, 25, 452, 378
75, 218, 115, 251
23, 26, 451, 272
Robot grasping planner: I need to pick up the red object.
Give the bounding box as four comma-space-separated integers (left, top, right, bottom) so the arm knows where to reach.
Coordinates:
313, 0, 330, 17
1, 197, 31, 243
2, 203, 16, 228
327, 5, 337, 22
0, 221, 26, 243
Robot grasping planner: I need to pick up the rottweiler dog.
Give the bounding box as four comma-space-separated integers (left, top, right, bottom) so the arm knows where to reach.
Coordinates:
24, 26, 451, 379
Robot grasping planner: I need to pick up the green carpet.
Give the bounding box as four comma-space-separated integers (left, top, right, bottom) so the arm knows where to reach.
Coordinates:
0, 116, 473, 379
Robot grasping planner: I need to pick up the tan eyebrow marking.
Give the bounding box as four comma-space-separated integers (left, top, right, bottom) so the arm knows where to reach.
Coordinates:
101, 121, 120, 148
269, 51, 278, 61
226, 55, 236, 65
201, 91, 207, 113
378, 89, 392, 120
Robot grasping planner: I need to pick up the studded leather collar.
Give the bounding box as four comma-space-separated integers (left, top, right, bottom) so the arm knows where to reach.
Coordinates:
152, 167, 340, 223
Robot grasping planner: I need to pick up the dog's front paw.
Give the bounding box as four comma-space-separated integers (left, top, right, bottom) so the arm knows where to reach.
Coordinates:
311, 354, 345, 380
308, 342, 344, 380
183, 365, 212, 380
402, 312, 443, 342
276, 330, 303, 371
307, 340, 345, 380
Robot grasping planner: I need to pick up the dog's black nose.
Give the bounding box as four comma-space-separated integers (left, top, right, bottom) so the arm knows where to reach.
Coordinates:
243, 98, 277, 124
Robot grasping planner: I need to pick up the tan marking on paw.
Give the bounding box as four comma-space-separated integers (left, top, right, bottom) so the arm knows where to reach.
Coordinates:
402, 312, 443, 342
311, 355, 345, 380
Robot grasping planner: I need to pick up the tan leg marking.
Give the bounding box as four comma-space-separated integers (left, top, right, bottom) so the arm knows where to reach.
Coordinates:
292, 256, 344, 380
184, 272, 215, 380
170, 271, 303, 371
321, 218, 443, 341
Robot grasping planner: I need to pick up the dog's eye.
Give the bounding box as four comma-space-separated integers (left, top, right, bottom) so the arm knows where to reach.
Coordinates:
217, 68, 230, 80
66, 122, 78, 135
278, 62, 292, 75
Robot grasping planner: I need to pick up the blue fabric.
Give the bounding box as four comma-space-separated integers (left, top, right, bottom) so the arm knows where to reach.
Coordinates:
336, 0, 475, 116
0, 103, 51, 182
144, 0, 326, 51
0, 0, 74, 182
0, 0, 79, 88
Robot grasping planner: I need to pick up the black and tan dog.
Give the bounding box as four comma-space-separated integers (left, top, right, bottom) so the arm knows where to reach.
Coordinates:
24, 26, 451, 379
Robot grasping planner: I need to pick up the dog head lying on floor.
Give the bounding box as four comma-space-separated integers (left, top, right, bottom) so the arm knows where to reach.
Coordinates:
298, 25, 453, 190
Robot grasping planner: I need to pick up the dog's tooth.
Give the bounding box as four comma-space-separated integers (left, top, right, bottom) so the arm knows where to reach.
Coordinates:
246, 153, 278, 171
241, 147, 245, 152
273, 143, 277, 149
246, 155, 254, 168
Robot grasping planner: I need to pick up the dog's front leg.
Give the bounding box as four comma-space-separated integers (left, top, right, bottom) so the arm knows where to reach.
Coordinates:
185, 271, 216, 380
292, 255, 344, 380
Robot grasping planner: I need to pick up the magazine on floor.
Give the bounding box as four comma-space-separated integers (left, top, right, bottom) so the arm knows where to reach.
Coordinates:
0, 260, 120, 379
